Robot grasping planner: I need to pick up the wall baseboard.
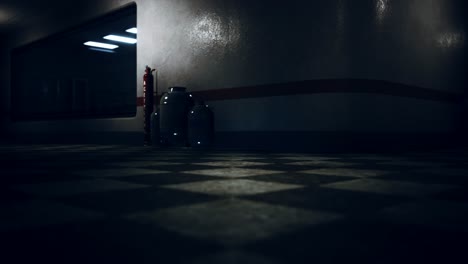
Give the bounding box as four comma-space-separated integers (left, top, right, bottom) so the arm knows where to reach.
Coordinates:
212, 131, 465, 153
1, 130, 465, 153
2, 131, 143, 145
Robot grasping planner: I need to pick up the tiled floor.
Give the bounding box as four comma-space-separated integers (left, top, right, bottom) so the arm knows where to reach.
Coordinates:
1, 144, 468, 263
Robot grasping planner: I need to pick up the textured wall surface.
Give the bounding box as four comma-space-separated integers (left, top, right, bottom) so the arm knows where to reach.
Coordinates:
135, 0, 467, 92
1, 0, 467, 143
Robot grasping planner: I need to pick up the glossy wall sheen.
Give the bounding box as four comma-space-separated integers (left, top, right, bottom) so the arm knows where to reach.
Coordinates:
137, 0, 468, 92
1, 0, 468, 136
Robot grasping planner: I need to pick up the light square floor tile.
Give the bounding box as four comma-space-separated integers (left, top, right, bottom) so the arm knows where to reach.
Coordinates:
0, 200, 105, 232
321, 178, 458, 197
285, 160, 359, 167
300, 168, 388, 177
181, 168, 283, 178
162, 179, 304, 196
379, 200, 468, 232
192, 161, 270, 167
125, 199, 342, 245
10, 179, 151, 197
75, 168, 169, 178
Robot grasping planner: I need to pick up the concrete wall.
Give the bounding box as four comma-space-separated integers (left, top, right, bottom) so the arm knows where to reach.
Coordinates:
1, 0, 467, 149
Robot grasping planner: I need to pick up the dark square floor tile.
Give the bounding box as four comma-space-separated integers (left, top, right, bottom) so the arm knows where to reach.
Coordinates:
104, 160, 186, 168
0, 169, 87, 185
111, 163, 231, 172
325, 161, 419, 174
188, 249, 280, 264
375, 170, 468, 186
277, 159, 362, 167
138, 158, 205, 164
254, 161, 351, 171
59, 186, 219, 215
248, 217, 468, 264
0, 218, 222, 264
245, 186, 410, 216
378, 199, 468, 233
433, 187, 468, 202
233, 163, 303, 172
0, 187, 33, 203
0, 199, 105, 232
118, 172, 224, 185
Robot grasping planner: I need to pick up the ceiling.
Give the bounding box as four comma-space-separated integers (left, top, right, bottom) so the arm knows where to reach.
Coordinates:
10, 3, 137, 56
0, 0, 99, 38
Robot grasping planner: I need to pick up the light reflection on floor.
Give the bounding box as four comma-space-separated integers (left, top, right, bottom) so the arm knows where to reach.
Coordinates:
1, 144, 468, 263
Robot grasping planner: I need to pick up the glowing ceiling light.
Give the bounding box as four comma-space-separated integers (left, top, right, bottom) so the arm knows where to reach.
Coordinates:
84, 41, 118, 49
103, 35, 137, 44
126, 27, 137, 34
88, 47, 115, 53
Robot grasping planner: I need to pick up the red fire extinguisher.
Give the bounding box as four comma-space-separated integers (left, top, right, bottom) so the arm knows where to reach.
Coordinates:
143, 65, 155, 145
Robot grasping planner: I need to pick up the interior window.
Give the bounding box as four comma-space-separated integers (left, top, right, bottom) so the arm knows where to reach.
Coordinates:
11, 4, 137, 120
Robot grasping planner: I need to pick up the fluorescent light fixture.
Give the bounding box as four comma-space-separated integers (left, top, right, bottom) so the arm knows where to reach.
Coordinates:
84, 41, 118, 49
88, 47, 115, 53
126, 27, 137, 34
103, 35, 137, 44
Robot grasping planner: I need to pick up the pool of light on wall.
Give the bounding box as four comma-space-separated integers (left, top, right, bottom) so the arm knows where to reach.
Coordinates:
437, 32, 465, 48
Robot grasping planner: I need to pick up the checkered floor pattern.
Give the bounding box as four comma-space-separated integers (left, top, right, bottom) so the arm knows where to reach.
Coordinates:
1, 144, 468, 263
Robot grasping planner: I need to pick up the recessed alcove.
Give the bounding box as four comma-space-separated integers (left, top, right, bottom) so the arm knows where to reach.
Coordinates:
11, 4, 137, 121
